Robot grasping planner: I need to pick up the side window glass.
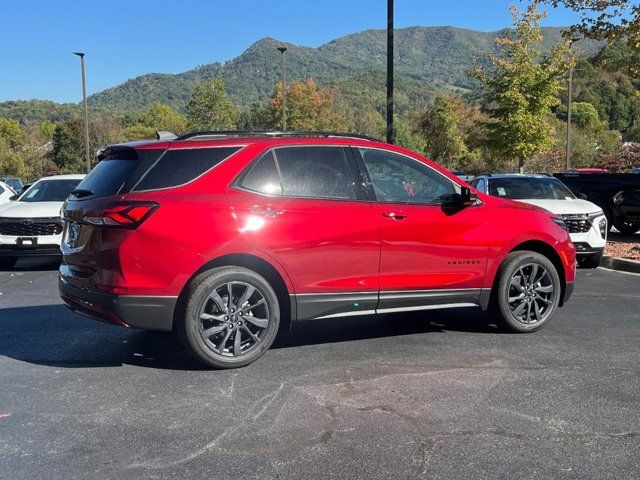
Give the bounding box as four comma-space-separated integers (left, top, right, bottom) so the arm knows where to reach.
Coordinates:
275, 147, 355, 200
476, 179, 486, 192
358, 149, 455, 204
240, 151, 282, 196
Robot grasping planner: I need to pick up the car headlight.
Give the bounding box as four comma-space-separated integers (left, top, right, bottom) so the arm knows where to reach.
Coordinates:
598, 217, 607, 237
551, 217, 569, 232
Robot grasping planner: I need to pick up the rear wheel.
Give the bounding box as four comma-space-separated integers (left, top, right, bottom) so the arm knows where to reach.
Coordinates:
0, 258, 17, 269
177, 266, 280, 369
577, 251, 603, 269
489, 251, 561, 332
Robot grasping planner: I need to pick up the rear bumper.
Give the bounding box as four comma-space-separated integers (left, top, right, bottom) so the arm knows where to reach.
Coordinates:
0, 244, 61, 257
59, 276, 176, 331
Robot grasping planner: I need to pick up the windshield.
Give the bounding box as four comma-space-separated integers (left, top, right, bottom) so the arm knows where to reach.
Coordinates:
18, 179, 82, 203
489, 177, 575, 200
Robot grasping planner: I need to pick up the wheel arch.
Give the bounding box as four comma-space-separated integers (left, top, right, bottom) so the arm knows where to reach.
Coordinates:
509, 240, 567, 306
173, 253, 294, 332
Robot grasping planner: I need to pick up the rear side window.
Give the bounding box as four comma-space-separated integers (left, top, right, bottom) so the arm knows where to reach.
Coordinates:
240, 151, 282, 195
274, 147, 355, 200
134, 147, 240, 191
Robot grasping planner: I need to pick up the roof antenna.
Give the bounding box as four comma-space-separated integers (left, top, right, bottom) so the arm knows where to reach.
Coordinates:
156, 130, 177, 141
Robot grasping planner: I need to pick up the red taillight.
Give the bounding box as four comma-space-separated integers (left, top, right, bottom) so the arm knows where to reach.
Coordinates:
84, 202, 158, 229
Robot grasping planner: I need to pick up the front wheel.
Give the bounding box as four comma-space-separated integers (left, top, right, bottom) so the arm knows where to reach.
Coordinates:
0, 258, 17, 269
489, 251, 561, 332
177, 266, 280, 369
577, 251, 603, 269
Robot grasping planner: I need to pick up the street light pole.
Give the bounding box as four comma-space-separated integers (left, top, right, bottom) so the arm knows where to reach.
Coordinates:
565, 36, 581, 172
386, 0, 394, 144
73, 52, 91, 173
277, 47, 287, 131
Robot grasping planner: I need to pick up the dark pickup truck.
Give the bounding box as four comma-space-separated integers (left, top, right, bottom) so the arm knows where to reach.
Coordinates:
555, 173, 640, 234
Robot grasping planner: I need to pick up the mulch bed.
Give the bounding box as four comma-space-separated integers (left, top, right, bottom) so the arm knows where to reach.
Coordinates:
606, 230, 640, 261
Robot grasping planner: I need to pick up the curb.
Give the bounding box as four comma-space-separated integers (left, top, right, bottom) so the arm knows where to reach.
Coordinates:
602, 255, 640, 274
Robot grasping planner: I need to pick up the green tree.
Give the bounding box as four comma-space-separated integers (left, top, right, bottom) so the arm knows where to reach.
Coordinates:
270, 78, 347, 131
186, 78, 239, 131
541, 1, 640, 54
0, 117, 26, 149
416, 95, 468, 165
0, 137, 28, 178
36, 120, 56, 141
472, 2, 570, 172
394, 115, 426, 153
139, 103, 188, 134
52, 118, 85, 173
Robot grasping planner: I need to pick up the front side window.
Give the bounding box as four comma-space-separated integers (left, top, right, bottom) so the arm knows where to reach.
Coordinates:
274, 147, 355, 200
359, 149, 455, 204
475, 178, 486, 193
18, 179, 82, 203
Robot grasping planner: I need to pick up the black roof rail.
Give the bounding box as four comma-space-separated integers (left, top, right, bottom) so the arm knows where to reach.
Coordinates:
174, 130, 381, 142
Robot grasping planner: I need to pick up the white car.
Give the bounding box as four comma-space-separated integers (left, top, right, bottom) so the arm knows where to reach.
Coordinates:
470, 174, 607, 268
0, 174, 85, 268
0, 181, 16, 205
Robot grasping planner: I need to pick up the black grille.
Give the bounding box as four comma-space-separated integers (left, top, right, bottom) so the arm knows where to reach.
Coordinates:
0, 218, 63, 236
562, 215, 591, 233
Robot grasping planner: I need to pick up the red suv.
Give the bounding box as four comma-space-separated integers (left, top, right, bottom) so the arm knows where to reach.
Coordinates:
60, 132, 576, 368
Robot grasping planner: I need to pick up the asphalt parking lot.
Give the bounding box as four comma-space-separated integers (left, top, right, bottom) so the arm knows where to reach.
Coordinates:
1, 260, 639, 479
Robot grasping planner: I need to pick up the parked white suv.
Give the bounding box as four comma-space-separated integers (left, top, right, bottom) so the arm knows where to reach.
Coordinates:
0, 174, 85, 268
470, 174, 607, 268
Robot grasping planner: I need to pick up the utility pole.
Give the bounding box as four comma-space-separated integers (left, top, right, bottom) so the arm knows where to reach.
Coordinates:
565, 35, 581, 172
73, 52, 91, 173
386, 0, 394, 143
277, 47, 287, 131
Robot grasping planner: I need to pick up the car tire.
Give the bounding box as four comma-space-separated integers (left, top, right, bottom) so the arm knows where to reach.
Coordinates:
0, 258, 17, 269
177, 266, 280, 369
577, 251, 603, 269
489, 251, 561, 333
614, 220, 640, 235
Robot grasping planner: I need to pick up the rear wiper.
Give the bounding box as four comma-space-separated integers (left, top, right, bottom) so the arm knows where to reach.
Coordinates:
70, 188, 94, 198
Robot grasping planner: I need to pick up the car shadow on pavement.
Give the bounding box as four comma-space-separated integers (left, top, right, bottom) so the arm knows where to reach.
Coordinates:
0, 257, 60, 272
0, 304, 498, 371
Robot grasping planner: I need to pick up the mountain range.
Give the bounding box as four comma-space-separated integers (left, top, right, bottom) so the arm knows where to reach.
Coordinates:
1, 26, 602, 123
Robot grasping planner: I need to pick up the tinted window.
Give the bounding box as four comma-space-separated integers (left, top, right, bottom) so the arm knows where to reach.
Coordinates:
240, 151, 282, 195
274, 147, 355, 200
359, 149, 455, 204
74, 159, 138, 199
18, 179, 82, 202
134, 147, 240, 191
489, 177, 575, 200
0, 185, 4, 194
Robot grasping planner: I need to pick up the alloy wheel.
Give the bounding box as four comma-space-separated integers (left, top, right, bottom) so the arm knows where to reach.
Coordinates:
507, 263, 556, 325
198, 281, 270, 357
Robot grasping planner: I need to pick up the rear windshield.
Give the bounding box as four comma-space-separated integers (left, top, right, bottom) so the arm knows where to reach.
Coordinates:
18, 179, 82, 202
489, 177, 575, 200
73, 159, 138, 199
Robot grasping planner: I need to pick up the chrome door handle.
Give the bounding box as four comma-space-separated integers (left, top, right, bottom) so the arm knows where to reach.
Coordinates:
382, 211, 408, 221
251, 205, 283, 218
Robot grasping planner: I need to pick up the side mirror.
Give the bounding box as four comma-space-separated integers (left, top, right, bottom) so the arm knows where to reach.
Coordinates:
9, 194, 18, 201
440, 187, 478, 207
578, 192, 588, 200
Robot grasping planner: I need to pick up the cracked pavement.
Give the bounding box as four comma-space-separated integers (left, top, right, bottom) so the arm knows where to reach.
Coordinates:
0, 260, 639, 479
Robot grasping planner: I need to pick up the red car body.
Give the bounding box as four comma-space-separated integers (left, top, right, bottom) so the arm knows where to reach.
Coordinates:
60, 135, 575, 335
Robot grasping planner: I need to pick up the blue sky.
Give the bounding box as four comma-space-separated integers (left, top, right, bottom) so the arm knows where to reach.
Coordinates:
0, 0, 583, 103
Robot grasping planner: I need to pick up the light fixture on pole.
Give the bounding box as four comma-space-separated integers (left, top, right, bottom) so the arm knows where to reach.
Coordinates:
73, 52, 91, 173
277, 47, 288, 131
